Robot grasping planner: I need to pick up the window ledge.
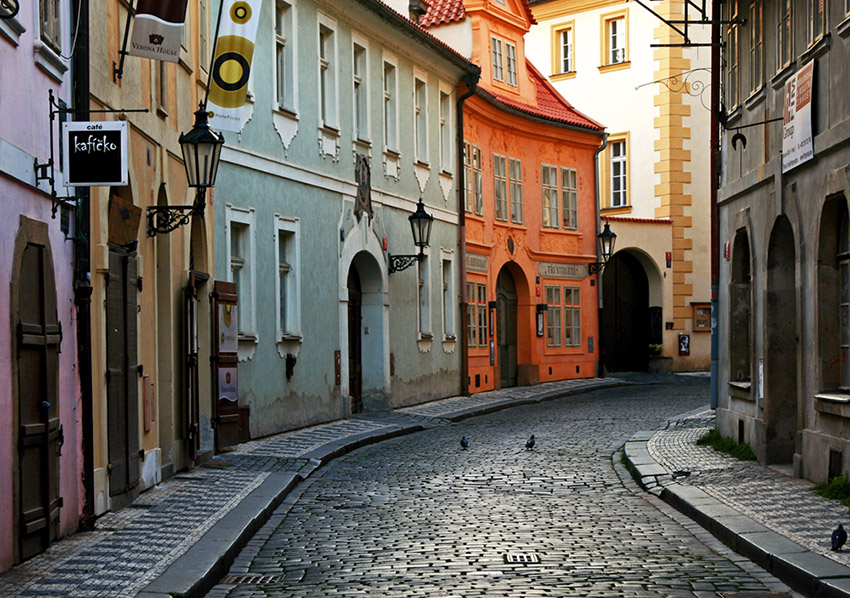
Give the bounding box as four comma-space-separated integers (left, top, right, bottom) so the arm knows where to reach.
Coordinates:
0, 12, 26, 46
384, 148, 401, 159
551, 71, 576, 82
156, 105, 169, 119
839, 16, 850, 38
415, 160, 430, 169
600, 205, 632, 216
34, 40, 68, 82
744, 86, 766, 110
815, 392, 850, 418
320, 124, 340, 137
598, 61, 630, 74
417, 336, 433, 354
440, 169, 453, 178
279, 333, 302, 342
723, 106, 743, 125
275, 106, 298, 120
178, 47, 193, 73
238, 334, 258, 344
354, 137, 372, 148
728, 379, 753, 401
771, 61, 796, 89
800, 34, 830, 64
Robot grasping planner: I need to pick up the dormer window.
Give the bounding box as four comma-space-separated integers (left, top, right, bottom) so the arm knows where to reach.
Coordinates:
491, 36, 517, 87
491, 37, 504, 82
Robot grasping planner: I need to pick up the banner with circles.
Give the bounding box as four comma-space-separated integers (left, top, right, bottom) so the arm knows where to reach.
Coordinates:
207, 0, 262, 132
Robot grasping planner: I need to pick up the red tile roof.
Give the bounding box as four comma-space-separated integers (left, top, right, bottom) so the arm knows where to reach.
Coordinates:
478, 61, 604, 131
603, 216, 673, 225
420, 0, 465, 27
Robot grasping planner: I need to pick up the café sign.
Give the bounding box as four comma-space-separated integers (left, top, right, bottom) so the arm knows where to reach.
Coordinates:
62, 121, 128, 187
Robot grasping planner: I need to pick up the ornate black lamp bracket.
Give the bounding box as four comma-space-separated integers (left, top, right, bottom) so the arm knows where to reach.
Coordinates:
587, 262, 605, 275
388, 254, 422, 274
146, 204, 202, 237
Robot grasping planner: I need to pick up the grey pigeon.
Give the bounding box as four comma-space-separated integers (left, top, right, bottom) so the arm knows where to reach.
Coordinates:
460, 436, 469, 450
833, 524, 847, 551
525, 435, 535, 450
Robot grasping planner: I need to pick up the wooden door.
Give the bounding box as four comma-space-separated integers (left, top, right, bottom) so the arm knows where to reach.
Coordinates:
16, 240, 63, 561
601, 252, 649, 372
185, 274, 200, 459
106, 249, 140, 497
347, 267, 362, 413
497, 269, 517, 387
213, 281, 240, 451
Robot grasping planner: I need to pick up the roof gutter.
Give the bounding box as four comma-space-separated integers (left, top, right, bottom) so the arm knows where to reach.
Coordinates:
475, 88, 606, 136
594, 132, 609, 378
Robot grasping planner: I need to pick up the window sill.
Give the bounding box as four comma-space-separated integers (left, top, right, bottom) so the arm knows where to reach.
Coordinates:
440, 169, 453, 178
771, 61, 796, 89
600, 205, 632, 216
815, 392, 850, 418
723, 106, 742, 126
354, 137, 372, 148
320, 124, 340, 137
417, 336, 433, 354
744, 86, 766, 110
598, 61, 630, 74
178, 47, 193, 74
384, 148, 401, 159
238, 334, 258, 344
274, 106, 299, 120
442, 338, 457, 354
839, 15, 850, 38
279, 333, 302, 342
415, 160, 430, 169
237, 335, 258, 362
551, 71, 576, 82
800, 34, 830, 64
728, 380, 753, 401
0, 12, 26, 46
33, 40, 68, 82
156, 105, 169, 119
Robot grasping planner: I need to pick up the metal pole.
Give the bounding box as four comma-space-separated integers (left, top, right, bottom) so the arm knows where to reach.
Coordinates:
203, 0, 227, 109
710, 0, 720, 409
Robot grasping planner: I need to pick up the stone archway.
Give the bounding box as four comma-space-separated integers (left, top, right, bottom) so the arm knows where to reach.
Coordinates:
496, 266, 518, 388
765, 216, 798, 465
601, 251, 650, 372
346, 251, 386, 413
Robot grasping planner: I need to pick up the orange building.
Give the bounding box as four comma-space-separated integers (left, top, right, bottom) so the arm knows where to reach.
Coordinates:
421, 0, 607, 392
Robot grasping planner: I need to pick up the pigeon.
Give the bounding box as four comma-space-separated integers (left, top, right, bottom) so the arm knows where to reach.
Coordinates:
833, 524, 847, 551
525, 435, 535, 450
460, 436, 469, 450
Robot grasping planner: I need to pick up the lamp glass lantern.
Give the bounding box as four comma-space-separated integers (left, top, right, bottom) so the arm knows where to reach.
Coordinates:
409, 198, 433, 254
180, 108, 224, 189
598, 222, 617, 264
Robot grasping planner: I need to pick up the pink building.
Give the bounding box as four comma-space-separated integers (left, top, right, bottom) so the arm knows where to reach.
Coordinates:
0, 0, 83, 569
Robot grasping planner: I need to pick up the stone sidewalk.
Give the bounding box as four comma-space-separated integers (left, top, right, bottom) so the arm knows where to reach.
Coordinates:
0, 377, 621, 598
626, 407, 850, 598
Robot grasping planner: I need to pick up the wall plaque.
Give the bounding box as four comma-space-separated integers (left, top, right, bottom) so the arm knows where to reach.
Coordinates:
538, 262, 586, 280
467, 253, 489, 274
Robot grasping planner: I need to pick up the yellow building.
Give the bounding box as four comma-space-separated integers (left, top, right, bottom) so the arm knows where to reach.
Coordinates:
526, 0, 712, 372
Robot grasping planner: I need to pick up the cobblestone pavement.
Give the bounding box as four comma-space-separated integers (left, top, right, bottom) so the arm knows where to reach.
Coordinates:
649, 410, 850, 568
206, 379, 798, 597
0, 377, 619, 598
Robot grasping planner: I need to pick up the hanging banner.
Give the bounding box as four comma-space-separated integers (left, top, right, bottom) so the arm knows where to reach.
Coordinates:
128, 0, 189, 62
207, 0, 262, 132
782, 60, 814, 173
62, 121, 128, 187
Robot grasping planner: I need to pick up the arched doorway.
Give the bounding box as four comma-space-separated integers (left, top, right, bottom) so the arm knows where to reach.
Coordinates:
602, 251, 649, 372
347, 266, 362, 413
765, 216, 797, 464
345, 251, 386, 413
496, 266, 518, 387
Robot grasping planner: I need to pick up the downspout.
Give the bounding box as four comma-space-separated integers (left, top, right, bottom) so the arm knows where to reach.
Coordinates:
710, 0, 720, 409
457, 72, 478, 396
594, 132, 609, 379
72, 0, 95, 530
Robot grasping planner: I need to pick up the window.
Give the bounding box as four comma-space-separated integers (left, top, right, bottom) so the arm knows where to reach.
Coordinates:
561, 167, 577, 229
226, 206, 256, 337
726, 0, 740, 107
199, 0, 209, 70
542, 165, 558, 227
546, 286, 561, 347
749, 0, 764, 93
353, 41, 368, 140
505, 42, 518, 86
558, 26, 573, 73
491, 37, 504, 82
318, 21, 337, 129
819, 201, 849, 391
464, 142, 483, 215
807, 0, 826, 46
383, 60, 397, 152
610, 140, 627, 208
442, 256, 455, 340
494, 154, 507, 221
440, 90, 452, 172
840, 217, 849, 389
604, 15, 626, 65
777, 0, 793, 71
275, 1, 296, 112
509, 158, 523, 224
275, 216, 301, 340
415, 77, 428, 163
418, 256, 431, 337
40, 0, 62, 53
563, 287, 581, 347
156, 62, 168, 114
467, 282, 487, 347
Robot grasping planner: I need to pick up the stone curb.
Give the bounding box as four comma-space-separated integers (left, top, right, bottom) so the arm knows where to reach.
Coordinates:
137, 380, 619, 598
625, 431, 850, 598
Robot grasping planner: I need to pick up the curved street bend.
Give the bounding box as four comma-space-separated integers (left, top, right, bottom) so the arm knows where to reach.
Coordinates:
205, 378, 798, 598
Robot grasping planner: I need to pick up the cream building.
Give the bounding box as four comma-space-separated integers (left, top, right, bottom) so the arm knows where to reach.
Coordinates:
526, 0, 712, 372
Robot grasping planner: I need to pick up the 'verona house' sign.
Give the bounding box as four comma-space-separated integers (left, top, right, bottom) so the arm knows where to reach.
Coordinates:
62, 121, 128, 187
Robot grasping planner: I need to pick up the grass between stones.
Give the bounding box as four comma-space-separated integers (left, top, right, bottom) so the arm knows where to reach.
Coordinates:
696, 428, 757, 461
814, 472, 850, 511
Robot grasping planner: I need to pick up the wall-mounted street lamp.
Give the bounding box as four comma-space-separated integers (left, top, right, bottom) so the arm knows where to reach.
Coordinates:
388, 198, 434, 273
587, 222, 617, 275
147, 106, 224, 237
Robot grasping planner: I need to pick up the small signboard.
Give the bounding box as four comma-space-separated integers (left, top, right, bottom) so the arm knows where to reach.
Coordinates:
63, 121, 128, 187
538, 262, 587, 280
782, 60, 814, 173
107, 195, 142, 247
218, 303, 238, 354
692, 303, 711, 332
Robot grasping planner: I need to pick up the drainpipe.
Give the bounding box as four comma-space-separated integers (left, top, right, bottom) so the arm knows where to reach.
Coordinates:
457, 73, 478, 396
594, 132, 609, 379
72, 0, 95, 530
710, 0, 720, 409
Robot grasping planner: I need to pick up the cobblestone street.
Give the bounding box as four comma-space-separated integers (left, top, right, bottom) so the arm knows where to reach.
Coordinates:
207, 378, 796, 597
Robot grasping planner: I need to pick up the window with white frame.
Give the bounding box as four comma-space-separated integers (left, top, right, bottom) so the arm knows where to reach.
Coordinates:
542, 165, 558, 227
353, 41, 368, 141
226, 206, 256, 337
560, 27, 573, 73
418, 256, 431, 337
545, 286, 561, 347
777, 0, 792, 71
414, 77, 428, 163
383, 60, 398, 152
199, 0, 210, 70
610, 140, 627, 207
505, 42, 517, 86
726, 0, 740, 108
494, 154, 507, 221
439, 90, 452, 172
509, 157, 523, 224
476, 283, 488, 345
563, 286, 580, 347
561, 167, 577, 229
607, 17, 625, 64
749, 0, 764, 93
464, 142, 483, 215
275, 216, 301, 340
807, 0, 826, 46
318, 21, 337, 129
275, 0, 296, 112
40, 0, 62, 53
491, 36, 504, 82
442, 256, 455, 340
